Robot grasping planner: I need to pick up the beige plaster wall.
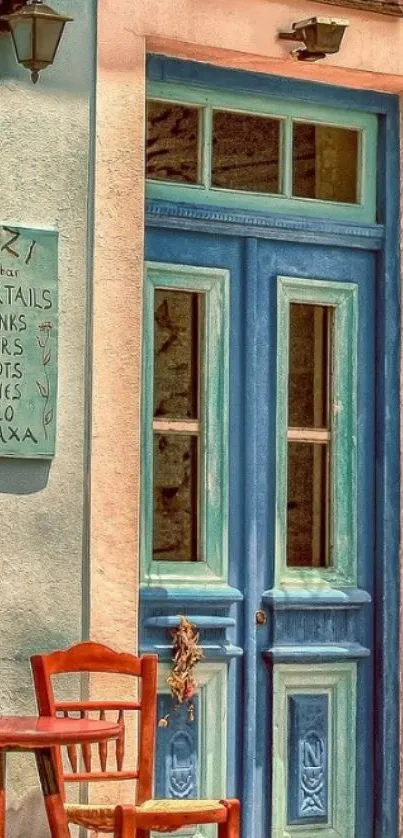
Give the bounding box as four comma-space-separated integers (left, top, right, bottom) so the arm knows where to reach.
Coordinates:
98, 0, 403, 92
0, 0, 94, 832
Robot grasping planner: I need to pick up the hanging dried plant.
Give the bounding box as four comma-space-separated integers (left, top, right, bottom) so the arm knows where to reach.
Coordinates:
158, 616, 203, 727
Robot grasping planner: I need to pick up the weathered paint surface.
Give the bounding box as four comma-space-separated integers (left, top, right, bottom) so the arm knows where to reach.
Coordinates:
141, 262, 229, 587
92, 0, 403, 807
276, 276, 358, 589
0, 0, 399, 829
93, 0, 403, 683
143, 218, 379, 837
0, 0, 95, 827
91, 0, 403, 730
146, 82, 378, 223
273, 663, 356, 838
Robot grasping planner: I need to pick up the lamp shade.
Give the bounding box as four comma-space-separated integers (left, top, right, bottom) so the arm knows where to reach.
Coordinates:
5, 0, 72, 82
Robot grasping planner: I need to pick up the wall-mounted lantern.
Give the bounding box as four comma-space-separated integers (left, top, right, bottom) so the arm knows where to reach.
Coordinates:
278, 16, 349, 61
0, 0, 72, 83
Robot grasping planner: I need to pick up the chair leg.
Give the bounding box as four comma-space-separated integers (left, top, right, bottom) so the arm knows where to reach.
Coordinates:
219, 800, 240, 838
114, 806, 137, 838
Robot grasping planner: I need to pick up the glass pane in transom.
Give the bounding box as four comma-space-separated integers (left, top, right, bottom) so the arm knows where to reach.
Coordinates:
293, 122, 359, 204
146, 101, 201, 184
212, 110, 282, 194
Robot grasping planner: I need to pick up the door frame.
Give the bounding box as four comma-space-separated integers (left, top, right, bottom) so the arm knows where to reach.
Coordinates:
143, 55, 400, 838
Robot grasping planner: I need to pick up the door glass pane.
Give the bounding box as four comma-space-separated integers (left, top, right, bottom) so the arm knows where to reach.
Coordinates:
293, 122, 359, 203
288, 303, 332, 428
153, 433, 199, 561
212, 110, 281, 194
287, 442, 329, 567
146, 101, 201, 184
154, 289, 202, 419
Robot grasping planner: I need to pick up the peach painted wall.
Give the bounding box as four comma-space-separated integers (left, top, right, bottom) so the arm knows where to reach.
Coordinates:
92, 0, 403, 816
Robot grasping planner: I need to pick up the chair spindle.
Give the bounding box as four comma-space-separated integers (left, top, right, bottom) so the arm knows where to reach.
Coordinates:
80, 709, 92, 772
63, 710, 78, 773
116, 708, 125, 771
98, 709, 108, 771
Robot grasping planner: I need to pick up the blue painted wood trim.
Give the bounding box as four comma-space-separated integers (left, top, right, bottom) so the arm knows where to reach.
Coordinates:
262, 588, 372, 609
147, 55, 397, 116
144, 615, 235, 628
140, 584, 243, 604
146, 200, 384, 251
374, 104, 400, 838
264, 643, 370, 662
242, 237, 262, 838
140, 643, 243, 660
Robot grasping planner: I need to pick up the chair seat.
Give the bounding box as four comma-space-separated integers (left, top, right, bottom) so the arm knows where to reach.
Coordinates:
138, 800, 226, 814
136, 798, 228, 829
65, 803, 116, 832
65, 799, 228, 832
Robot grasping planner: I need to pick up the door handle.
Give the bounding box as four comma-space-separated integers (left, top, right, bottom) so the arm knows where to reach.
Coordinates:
255, 610, 267, 626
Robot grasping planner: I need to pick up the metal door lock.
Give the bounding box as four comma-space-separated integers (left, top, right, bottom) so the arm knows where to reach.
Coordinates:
255, 610, 267, 626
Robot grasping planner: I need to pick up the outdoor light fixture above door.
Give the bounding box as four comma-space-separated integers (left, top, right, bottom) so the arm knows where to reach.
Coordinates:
0, 0, 72, 82
279, 17, 349, 61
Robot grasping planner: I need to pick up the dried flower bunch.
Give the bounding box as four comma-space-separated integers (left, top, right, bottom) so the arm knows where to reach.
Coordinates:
159, 616, 203, 727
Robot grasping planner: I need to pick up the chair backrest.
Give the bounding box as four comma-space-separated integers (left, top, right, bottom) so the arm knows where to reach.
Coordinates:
30, 641, 158, 805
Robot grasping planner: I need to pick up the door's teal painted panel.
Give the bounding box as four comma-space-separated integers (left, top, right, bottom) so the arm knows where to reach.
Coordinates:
272, 663, 356, 838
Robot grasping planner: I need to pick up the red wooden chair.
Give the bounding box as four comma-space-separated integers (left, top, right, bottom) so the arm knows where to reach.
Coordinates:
30, 641, 240, 838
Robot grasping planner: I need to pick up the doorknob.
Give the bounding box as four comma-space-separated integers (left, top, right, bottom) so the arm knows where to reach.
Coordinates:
255, 610, 267, 626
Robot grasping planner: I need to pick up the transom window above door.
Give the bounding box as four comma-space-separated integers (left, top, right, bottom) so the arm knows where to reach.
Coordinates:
146, 83, 377, 222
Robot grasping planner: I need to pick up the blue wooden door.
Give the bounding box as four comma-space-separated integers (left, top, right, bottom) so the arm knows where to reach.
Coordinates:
142, 221, 376, 838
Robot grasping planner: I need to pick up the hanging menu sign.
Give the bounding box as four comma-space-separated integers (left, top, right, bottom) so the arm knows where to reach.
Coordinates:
0, 225, 58, 458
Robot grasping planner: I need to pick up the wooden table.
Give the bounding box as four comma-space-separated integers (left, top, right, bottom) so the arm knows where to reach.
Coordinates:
0, 716, 122, 838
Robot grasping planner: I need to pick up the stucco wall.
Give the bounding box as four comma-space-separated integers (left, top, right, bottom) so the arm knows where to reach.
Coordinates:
0, 0, 94, 831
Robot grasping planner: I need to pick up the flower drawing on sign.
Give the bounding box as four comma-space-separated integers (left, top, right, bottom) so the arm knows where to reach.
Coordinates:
36, 322, 53, 440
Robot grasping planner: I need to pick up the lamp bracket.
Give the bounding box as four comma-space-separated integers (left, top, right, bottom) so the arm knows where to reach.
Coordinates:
278, 29, 305, 42
278, 16, 349, 61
